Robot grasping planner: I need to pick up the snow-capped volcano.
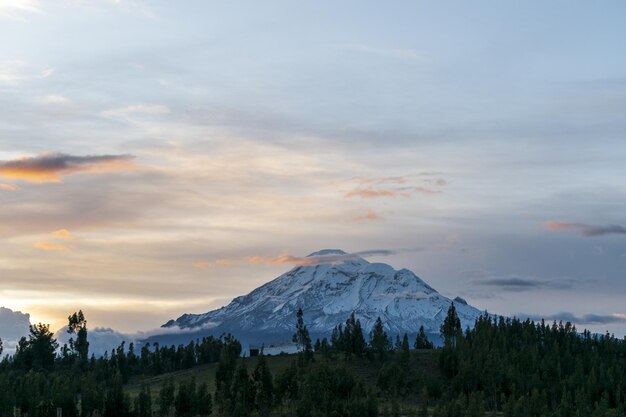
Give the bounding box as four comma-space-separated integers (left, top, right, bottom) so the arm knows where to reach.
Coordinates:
160, 250, 486, 345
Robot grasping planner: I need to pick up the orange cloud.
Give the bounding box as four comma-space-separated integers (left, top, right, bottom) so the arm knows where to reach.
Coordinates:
193, 259, 234, 269
0, 152, 138, 183
353, 209, 383, 222
353, 176, 407, 185
51, 229, 74, 239
246, 254, 318, 266
344, 176, 444, 199
612, 313, 626, 319
0, 183, 18, 191
345, 187, 397, 198
544, 221, 626, 237
34, 242, 70, 251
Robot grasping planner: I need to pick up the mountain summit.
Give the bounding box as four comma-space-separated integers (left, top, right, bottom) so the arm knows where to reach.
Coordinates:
161, 250, 485, 346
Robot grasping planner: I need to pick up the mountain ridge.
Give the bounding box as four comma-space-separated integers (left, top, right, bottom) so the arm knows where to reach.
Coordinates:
158, 250, 487, 346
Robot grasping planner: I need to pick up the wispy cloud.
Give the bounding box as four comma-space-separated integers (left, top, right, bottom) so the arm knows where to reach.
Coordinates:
247, 249, 399, 266
0, 183, 18, 191
467, 270, 583, 292
0, 0, 41, 20
0, 60, 53, 85
192, 259, 233, 270
34, 242, 70, 251
545, 221, 626, 237
344, 176, 446, 199
194, 249, 401, 269
35, 94, 70, 105
51, 229, 74, 240
353, 209, 383, 222
0, 152, 137, 183
522, 312, 626, 325
101, 104, 170, 118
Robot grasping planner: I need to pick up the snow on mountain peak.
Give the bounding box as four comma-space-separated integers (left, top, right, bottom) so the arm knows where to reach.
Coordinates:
162, 250, 487, 346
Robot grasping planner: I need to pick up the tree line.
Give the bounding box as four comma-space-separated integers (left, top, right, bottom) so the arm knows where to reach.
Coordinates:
0, 304, 624, 416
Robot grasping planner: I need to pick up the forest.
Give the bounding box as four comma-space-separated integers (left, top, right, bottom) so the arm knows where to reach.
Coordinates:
0, 305, 624, 417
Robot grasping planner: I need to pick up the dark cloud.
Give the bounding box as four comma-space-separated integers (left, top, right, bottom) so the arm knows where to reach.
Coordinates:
0, 152, 136, 182
545, 221, 626, 237
522, 312, 626, 325
469, 272, 582, 292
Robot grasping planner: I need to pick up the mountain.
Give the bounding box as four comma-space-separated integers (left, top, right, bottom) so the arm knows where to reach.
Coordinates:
0, 307, 31, 355
154, 250, 487, 348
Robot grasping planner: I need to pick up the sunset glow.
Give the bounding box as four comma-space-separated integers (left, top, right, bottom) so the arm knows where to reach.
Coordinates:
1, 0, 625, 338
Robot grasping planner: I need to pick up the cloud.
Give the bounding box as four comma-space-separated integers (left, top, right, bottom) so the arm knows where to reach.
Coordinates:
346, 188, 397, 198
101, 104, 170, 118
522, 312, 626, 325
0, 60, 52, 85
0, 152, 137, 183
353, 209, 383, 222
247, 249, 400, 267
35, 94, 69, 105
34, 242, 70, 251
344, 176, 446, 199
51, 229, 74, 240
468, 271, 582, 292
0, 0, 41, 20
544, 221, 626, 237
192, 259, 233, 270
0, 183, 18, 191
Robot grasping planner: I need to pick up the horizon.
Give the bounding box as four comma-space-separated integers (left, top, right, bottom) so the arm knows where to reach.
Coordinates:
1, 1, 626, 339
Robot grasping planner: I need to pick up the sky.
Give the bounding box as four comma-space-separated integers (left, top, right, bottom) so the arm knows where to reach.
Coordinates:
1, 0, 625, 337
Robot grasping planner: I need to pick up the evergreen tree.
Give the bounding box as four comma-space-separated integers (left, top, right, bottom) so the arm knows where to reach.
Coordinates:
252, 354, 273, 417
440, 303, 461, 348
369, 317, 391, 360
27, 323, 59, 371
231, 361, 252, 417
104, 371, 129, 417
400, 333, 410, 364
175, 378, 195, 417
414, 325, 434, 349
67, 310, 89, 364
158, 377, 175, 417
195, 382, 212, 417
292, 307, 312, 359
134, 383, 152, 417
292, 307, 313, 365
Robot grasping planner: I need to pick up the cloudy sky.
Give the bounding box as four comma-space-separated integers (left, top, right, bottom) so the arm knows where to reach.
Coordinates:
1, 0, 625, 336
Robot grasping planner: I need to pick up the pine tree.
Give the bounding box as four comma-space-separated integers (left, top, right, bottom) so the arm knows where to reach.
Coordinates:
195, 382, 212, 417
414, 325, 433, 349
28, 323, 59, 371
158, 377, 175, 417
292, 307, 312, 362
175, 378, 195, 417
369, 317, 391, 361
134, 383, 152, 417
440, 303, 461, 348
231, 361, 252, 417
400, 333, 410, 364
67, 310, 89, 365
252, 354, 273, 417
